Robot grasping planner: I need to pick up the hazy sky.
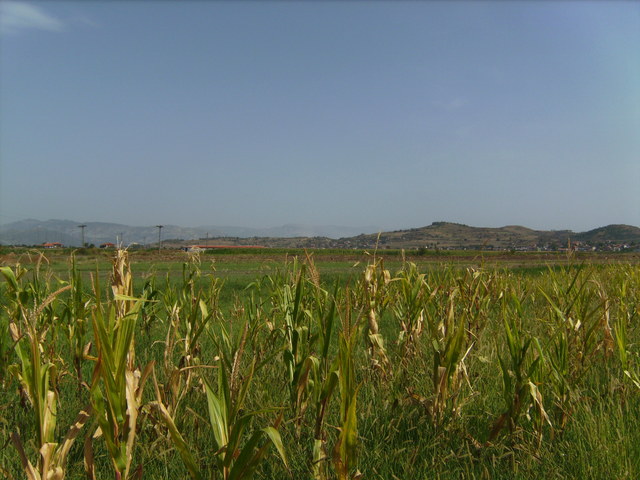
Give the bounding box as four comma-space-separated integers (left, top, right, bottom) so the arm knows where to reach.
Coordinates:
1, 1, 638, 232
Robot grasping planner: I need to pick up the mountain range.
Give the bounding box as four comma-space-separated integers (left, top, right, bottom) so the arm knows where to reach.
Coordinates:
0, 219, 381, 247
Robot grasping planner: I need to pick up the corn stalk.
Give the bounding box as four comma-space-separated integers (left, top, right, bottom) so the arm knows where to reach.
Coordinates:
309, 283, 340, 480
391, 262, 426, 359
361, 259, 391, 375
490, 292, 549, 443
204, 322, 288, 480
2, 265, 90, 480
159, 257, 217, 414
86, 250, 153, 479
59, 254, 92, 389
613, 275, 640, 390
332, 313, 361, 480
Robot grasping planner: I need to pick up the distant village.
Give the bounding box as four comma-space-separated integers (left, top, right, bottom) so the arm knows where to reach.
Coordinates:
21, 238, 639, 253
275, 238, 637, 253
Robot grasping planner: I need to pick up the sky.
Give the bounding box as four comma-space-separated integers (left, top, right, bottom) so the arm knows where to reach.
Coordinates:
1, 1, 638, 232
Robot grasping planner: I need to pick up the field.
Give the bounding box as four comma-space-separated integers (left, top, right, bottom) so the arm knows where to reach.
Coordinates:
1, 248, 639, 479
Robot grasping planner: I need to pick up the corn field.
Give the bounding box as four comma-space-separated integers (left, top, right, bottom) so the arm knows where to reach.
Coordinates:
1, 250, 639, 479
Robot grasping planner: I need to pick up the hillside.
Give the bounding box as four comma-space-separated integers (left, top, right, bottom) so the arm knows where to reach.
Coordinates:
575, 224, 640, 244
1, 220, 638, 252
336, 222, 638, 251
176, 222, 639, 252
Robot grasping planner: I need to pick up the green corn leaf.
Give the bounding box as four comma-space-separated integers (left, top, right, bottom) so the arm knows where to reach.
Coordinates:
234, 360, 255, 420
320, 370, 339, 403
613, 320, 628, 369
498, 354, 512, 403
339, 384, 361, 470
503, 318, 517, 361
203, 376, 228, 451
228, 429, 264, 480
0, 266, 20, 293
224, 414, 254, 468
151, 401, 202, 480
262, 426, 288, 469
321, 284, 338, 365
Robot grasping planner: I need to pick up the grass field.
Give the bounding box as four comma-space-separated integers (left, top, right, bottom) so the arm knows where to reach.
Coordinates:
1, 248, 639, 479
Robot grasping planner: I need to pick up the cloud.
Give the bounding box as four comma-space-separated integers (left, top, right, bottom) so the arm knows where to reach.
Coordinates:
0, 1, 64, 34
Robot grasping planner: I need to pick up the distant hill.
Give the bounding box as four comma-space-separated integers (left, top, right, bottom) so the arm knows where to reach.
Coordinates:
336, 222, 639, 251
574, 224, 640, 244
0, 219, 380, 246
339, 222, 639, 251
1, 219, 638, 251
0, 219, 202, 247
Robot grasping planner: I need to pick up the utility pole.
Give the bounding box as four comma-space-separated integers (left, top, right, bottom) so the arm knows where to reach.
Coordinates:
78, 224, 87, 247
156, 225, 163, 252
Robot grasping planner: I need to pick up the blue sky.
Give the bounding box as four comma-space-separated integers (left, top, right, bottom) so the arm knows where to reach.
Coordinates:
1, 1, 638, 232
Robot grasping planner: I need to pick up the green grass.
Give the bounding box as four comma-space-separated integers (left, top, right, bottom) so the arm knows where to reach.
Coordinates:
1, 250, 639, 479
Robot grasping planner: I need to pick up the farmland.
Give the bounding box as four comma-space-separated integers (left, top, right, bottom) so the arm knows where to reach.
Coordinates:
1, 248, 639, 479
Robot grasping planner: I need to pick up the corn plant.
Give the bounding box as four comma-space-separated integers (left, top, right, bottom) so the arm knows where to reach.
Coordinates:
255, 258, 318, 427
360, 258, 391, 375
308, 356, 339, 480
158, 257, 218, 414
455, 267, 500, 340
148, 377, 203, 479
0, 280, 17, 388
490, 292, 549, 443
407, 274, 473, 426
86, 250, 153, 479
280, 261, 313, 417
59, 254, 92, 388
206, 321, 288, 479
612, 274, 640, 390
391, 262, 426, 359
614, 313, 640, 389
434, 287, 470, 423
152, 314, 288, 479
332, 309, 361, 480
0, 296, 13, 388
2, 265, 90, 480
545, 326, 572, 431
539, 266, 605, 379
307, 284, 340, 480
4, 254, 61, 365
139, 277, 160, 334
536, 265, 617, 433
257, 255, 341, 477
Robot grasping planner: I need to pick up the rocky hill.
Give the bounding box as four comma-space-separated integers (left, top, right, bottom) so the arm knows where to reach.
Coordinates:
334, 222, 639, 251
